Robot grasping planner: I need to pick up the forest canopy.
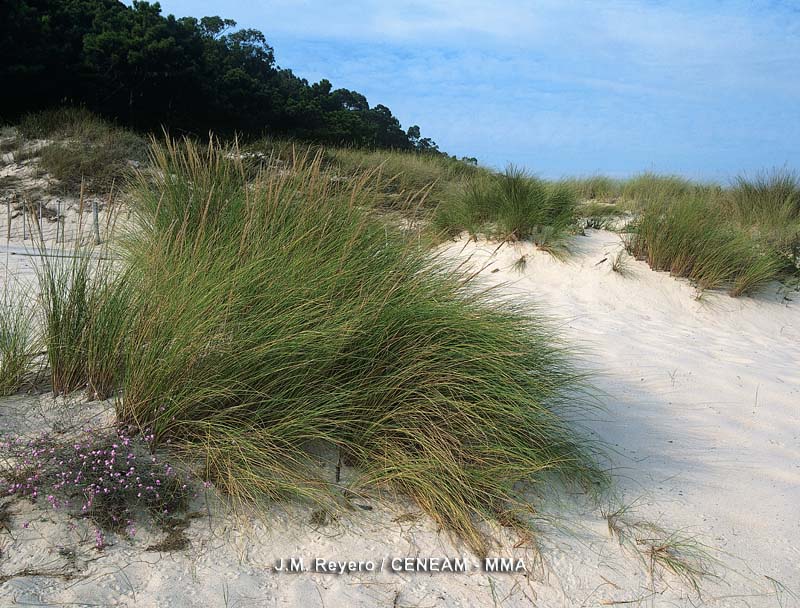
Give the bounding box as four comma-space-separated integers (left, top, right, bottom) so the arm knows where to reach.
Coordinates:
0, 0, 441, 151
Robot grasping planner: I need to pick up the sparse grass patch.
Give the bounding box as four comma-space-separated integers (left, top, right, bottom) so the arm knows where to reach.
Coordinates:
18, 108, 147, 193
610, 249, 632, 277
604, 504, 718, 594
117, 138, 604, 555
11, 139, 39, 164
0, 137, 18, 154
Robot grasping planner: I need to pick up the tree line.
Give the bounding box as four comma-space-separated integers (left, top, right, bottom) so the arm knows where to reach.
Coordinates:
1, 0, 444, 152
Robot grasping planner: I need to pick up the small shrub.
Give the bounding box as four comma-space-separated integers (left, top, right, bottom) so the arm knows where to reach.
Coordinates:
40, 131, 146, 193
0, 425, 192, 535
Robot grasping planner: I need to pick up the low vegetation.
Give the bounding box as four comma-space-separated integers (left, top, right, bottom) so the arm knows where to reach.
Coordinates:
0, 290, 38, 395
20, 108, 148, 193
35, 239, 130, 397
626, 195, 785, 296
434, 166, 579, 253
0, 425, 192, 539
113, 139, 604, 554
323, 146, 484, 210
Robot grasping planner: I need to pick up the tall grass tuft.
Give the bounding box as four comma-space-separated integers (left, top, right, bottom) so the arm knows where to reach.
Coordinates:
0, 290, 38, 395
34, 240, 130, 397
727, 169, 800, 264
560, 175, 622, 201
627, 196, 783, 296
434, 166, 578, 252
119, 138, 604, 554
621, 172, 696, 207
432, 173, 496, 237
36, 244, 94, 395
85, 263, 132, 399
495, 166, 577, 246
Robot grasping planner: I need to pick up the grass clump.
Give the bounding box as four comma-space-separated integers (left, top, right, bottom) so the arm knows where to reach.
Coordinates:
626, 196, 783, 296
621, 172, 697, 207
324, 146, 484, 210
35, 242, 130, 397
729, 169, 800, 225
0, 290, 38, 395
118, 138, 603, 554
432, 173, 496, 237
495, 167, 577, 246
560, 175, 622, 201
36, 244, 93, 395
435, 166, 578, 252
18, 107, 110, 140
726, 169, 800, 265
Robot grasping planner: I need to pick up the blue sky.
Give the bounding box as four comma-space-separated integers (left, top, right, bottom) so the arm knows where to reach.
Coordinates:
152, 0, 799, 180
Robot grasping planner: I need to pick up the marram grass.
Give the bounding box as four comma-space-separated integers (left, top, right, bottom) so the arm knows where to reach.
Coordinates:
0, 288, 38, 395
118, 138, 604, 554
626, 195, 784, 296
34, 238, 131, 398
434, 166, 578, 253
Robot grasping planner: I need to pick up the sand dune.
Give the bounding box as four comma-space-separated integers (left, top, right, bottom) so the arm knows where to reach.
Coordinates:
1, 229, 797, 606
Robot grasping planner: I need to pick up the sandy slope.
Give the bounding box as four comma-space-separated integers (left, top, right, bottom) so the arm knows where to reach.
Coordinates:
0, 229, 798, 607
439, 230, 800, 604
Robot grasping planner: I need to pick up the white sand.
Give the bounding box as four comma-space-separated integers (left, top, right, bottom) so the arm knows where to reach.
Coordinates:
1, 228, 798, 607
